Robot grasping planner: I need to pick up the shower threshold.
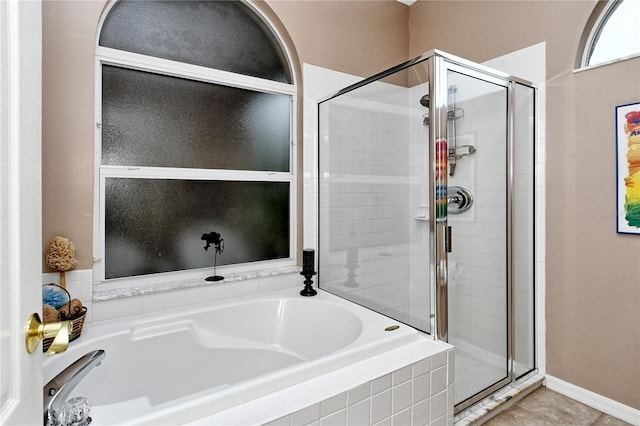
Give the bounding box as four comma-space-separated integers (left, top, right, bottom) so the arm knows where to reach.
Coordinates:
454, 371, 544, 425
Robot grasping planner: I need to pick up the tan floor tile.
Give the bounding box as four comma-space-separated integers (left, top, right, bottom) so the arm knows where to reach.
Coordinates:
483, 405, 556, 426
516, 387, 603, 425
593, 414, 635, 426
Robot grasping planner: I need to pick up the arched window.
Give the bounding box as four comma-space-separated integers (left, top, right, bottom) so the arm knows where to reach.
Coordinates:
95, 0, 297, 287
576, 0, 640, 69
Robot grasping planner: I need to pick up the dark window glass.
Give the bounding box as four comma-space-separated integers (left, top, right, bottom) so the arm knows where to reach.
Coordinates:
99, 0, 293, 83
105, 178, 290, 279
102, 65, 291, 172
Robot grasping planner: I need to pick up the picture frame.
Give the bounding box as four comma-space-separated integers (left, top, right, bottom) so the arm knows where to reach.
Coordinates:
616, 101, 640, 234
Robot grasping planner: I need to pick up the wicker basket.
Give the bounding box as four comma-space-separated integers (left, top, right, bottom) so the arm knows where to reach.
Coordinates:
42, 284, 87, 353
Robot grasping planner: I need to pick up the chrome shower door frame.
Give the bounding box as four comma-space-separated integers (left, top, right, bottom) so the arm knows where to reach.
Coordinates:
428, 54, 449, 343
429, 51, 537, 413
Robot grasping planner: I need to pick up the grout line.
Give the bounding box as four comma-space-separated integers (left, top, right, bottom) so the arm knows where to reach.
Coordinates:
509, 403, 559, 424
589, 412, 608, 426
590, 413, 624, 426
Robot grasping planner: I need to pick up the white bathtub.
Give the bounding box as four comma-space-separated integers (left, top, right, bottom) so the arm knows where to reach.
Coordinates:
43, 288, 425, 425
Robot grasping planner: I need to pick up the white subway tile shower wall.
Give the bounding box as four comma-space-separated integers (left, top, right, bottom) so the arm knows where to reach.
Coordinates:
448, 92, 508, 343
446, 88, 509, 403
303, 64, 361, 253
319, 99, 415, 323
308, 64, 432, 331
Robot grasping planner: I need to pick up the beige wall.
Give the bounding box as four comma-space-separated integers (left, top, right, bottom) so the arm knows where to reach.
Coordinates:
43, 0, 640, 410
409, 0, 640, 410
266, 0, 409, 78
43, 1, 105, 270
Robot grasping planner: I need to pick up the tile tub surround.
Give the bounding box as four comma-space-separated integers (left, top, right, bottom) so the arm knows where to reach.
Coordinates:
190, 340, 454, 426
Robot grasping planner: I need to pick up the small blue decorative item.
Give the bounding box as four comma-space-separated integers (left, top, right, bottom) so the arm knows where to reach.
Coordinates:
43, 284, 70, 309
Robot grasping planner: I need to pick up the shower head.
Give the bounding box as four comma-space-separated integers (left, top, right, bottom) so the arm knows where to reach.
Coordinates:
419, 94, 429, 108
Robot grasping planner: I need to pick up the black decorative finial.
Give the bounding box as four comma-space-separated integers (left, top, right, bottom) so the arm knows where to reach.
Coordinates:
300, 248, 317, 297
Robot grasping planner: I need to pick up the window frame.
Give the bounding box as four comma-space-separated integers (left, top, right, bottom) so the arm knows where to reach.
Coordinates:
575, 0, 640, 71
93, 0, 298, 292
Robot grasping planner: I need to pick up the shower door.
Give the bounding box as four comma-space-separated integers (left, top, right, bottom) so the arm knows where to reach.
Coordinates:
443, 67, 510, 408
441, 60, 537, 411
317, 50, 537, 414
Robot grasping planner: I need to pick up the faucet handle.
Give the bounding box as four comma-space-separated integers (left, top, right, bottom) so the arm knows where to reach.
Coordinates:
58, 396, 91, 426
25, 313, 72, 356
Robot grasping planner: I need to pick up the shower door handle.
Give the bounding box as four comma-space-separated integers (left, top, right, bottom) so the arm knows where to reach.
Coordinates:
445, 226, 452, 253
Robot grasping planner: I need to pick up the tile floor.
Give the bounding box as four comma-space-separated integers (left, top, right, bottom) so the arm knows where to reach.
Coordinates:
483, 387, 634, 426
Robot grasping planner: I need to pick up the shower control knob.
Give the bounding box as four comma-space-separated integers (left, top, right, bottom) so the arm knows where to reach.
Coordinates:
447, 186, 473, 214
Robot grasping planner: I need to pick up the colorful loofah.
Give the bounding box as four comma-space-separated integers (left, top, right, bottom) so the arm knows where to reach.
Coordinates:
42, 285, 70, 309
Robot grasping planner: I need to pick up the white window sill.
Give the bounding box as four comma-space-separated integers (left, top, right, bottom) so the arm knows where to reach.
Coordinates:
574, 52, 640, 74
92, 264, 301, 301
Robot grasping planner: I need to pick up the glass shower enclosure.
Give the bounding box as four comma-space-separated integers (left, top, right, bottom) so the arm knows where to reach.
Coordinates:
317, 50, 536, 411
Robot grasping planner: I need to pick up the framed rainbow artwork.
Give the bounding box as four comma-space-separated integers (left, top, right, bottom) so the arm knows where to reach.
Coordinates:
616, 101, 640, 234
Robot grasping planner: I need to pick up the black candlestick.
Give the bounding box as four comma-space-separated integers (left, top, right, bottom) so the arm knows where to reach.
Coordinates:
302, 249, 315, 275
300, 248, 317, 296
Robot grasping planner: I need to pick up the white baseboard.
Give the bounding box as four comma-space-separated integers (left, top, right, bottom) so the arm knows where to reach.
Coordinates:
545, 375, 640, 426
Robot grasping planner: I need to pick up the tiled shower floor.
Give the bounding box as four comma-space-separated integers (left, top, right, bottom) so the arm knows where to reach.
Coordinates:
482, 387, 634, 425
